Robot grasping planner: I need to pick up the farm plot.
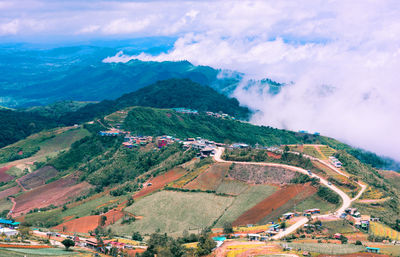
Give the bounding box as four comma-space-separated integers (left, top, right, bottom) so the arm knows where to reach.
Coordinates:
233, 184, 316, 226
53, 215, 100, 234
12, 176, 90, 216
294, 194, 337, 214
370, 221, 400, 241
2, 247, 78, 256
228, 164, 298, 185
303, 145, 324, 159
134, 167, 186, 199
0, 186, 20, 200
18, 166, 58, 190
215, 184, 277, 227
184, 162, 230, 191
216, 180, 250, 195
318, 145, 336, 159
0, 165, 14, 182
285, 242, 364, 254
111, 190, 234, 236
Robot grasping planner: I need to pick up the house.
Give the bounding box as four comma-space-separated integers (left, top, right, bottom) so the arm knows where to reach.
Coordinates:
282, 212, 295, 220
370, 217, 380, 222
304, 209, 320, 215
366, 247, 380, 253
345, 208, 358, 216
200, 147, 214, 157
248, 234, 261, 241
0, 219, 20, 229
157, 139, 168, 148
85, 238, 105, 249
334, 233, 342, 239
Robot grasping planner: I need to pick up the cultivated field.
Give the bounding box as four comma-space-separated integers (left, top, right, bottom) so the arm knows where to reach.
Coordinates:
184, 162, 230, 190
0, 247, 79, 256
18, 166, 58, 190
233, 184, 316, 226
112, 190, 234, 236
285, 242, 364, 254
216, 180, 250, 195
228, 164, 298, 185
0, 165, 14, 182
370, 221, 400, 240
134, 167, 187, 199
53, 215, 100, 233
215, 184, 277, 227
0, 185, 20, 200
12, 175, 90, 216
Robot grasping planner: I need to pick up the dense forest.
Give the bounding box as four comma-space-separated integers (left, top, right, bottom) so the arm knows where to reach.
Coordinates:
0, 109, 57, 148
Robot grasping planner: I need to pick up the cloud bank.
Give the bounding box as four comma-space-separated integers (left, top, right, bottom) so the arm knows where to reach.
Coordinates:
2, 0, 400, 160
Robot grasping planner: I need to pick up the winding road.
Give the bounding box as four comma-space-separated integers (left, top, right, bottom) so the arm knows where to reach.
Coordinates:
213, 147, 366, 240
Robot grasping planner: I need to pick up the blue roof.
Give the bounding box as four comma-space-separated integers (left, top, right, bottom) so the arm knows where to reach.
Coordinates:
366, 247, 380, 250
0, 219, 14, 225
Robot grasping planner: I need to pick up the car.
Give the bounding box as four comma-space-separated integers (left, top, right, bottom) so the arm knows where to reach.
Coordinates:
328, 182, 332, 185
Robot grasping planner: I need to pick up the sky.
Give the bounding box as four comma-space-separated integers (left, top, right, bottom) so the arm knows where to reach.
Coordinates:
1, 0, 400, 160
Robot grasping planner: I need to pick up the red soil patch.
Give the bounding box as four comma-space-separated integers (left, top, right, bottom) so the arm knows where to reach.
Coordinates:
0, 244, 51, 248
266, 151, 281, 159
54, 209, 125, 234
17, 151, 23, 155
0, 165, 14, 183
54, 215, 100, 234
0, 186, 20, 200
126, 248, 146, 257
233, 184, 316, 226
185, 163, 229, 190
133, 168, 186, 199
12, 175, 90, 217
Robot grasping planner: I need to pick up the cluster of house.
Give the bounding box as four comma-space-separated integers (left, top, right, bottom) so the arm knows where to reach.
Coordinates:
329, 156, 342, 168
282, 209, 321, 220
172, 108, 199, 115
0, 219, 20, 237
71, 237, 146, 254
205, 111, 236, 120
182, 137, 224, 158
341, 208, 379, 231
99, 128, 125, 136
123, 135, 152, 148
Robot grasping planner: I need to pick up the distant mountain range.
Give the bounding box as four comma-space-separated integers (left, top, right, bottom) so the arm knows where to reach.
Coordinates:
0, 45, 282, 108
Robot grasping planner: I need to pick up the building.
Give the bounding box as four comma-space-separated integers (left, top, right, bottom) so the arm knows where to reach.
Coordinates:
282, 212, 295, 220
304, 209, 320, 215
329, 156, 342, 168
366, 247, 380, 253
334, 233, 342, 239
0, 219, 20, 229
0, 227, 18, 237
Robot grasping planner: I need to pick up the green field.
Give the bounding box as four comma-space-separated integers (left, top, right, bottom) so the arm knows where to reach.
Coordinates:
294, 194, 338, 214
322, 220, 356, 234
0, 248, 78, 256
215, 184, 277, 227
284, 242, 364, 254
0, 198, 13, 214
60, 193, 125, 219
216, 180, 250, 195
111, 190, 234, 236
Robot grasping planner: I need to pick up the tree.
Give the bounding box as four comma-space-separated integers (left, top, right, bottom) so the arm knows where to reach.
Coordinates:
223, 222, 233, 234
100, 215, 107, 226
280, 222, 287, 230
355, 240, 362, 245
62, 239, 75, 251
132, 231, 143, 241
284, 145, 290, 152
197, 231, 216, 256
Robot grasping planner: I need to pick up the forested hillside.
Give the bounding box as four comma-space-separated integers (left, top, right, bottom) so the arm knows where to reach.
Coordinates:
59, 79, 251, 124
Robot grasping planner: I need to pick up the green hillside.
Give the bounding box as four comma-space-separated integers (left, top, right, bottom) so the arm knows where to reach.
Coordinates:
123, 106, 319, 146
59, 79, 251, 124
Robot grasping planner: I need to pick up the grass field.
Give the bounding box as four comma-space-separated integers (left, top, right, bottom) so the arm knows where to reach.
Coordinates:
370, 222, 400, 240
294, 194, 337, 214
0, 198, 12, 214
284, 242, 364, 254
322, 220, 356, 234
216, 180, 250, 195
0, 248, 78, 256
111, 190, 234, 236
61, 193, 125, 219
215, 184, 277, 227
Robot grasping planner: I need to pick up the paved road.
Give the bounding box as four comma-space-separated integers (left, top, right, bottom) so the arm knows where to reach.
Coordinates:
213, 147, 366, 240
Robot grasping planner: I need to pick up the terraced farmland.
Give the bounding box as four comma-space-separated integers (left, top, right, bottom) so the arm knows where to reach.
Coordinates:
370, 222, 400, 240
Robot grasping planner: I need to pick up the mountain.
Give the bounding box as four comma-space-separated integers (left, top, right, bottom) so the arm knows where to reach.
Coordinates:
0, 45, 282, 107
59, 78, 251, 124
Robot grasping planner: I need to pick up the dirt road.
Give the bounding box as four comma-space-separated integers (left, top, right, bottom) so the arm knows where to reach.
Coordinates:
213, 147, 366, 240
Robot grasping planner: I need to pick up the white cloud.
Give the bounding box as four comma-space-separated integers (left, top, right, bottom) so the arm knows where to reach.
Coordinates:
0, 19, 19, 35
102, 18, 151, 35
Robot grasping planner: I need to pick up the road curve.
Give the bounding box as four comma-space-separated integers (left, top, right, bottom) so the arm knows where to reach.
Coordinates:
213, 147, 366, 239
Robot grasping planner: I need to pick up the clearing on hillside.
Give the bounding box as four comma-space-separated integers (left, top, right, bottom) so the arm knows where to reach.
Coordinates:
111, 190, 234, 236
133, 167, 187, 199
0, 186, 20, 200
18, 166, 58, 190
0, 165, 14, 182
184, 162, 230, 191
12, 175, 90, 216
228, 164, 298, 185
233, 184, 316, 226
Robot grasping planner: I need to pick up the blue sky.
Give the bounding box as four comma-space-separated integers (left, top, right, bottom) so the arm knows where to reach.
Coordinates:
1, 0, 400, 160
